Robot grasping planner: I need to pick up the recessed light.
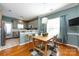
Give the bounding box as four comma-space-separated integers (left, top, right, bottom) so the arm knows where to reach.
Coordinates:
20, 16, 23, 18
8, 10, 12, 12
50, 9, 53, 11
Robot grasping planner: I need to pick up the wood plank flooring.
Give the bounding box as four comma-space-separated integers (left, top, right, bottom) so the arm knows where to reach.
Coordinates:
0, 38, 19, 51
0, 42, 33, 56
0, 41, 79, 56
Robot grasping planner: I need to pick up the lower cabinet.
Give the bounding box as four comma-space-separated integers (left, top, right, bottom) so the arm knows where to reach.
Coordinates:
13, 32, 19, 38
20, 33, 29, 44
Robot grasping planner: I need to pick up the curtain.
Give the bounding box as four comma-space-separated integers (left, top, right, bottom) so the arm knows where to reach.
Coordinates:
38, 17, 47, 34
60, 15, 68, 43
38, 17, 42, 34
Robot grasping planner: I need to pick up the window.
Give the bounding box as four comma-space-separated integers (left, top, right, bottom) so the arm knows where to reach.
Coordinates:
47, 17, 60, 36
17, 24, 24, 29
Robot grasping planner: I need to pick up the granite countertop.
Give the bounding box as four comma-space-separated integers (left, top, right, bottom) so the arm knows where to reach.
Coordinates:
12, 29, 27, 32
20, 30, 38, 35
12, 29, 37, 32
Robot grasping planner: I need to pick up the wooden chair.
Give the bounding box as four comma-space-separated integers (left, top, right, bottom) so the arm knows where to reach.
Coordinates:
47, 36, 58, 56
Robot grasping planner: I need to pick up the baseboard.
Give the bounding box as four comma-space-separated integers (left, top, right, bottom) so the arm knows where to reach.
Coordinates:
19, 41, 32, 45
0, 45, 18, 51
19, 42, 27, 45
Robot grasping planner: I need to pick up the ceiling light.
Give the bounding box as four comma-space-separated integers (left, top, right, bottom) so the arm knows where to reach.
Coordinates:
50, 9, 53, 11
8, 10, 12, 12
20, 16, 22, 17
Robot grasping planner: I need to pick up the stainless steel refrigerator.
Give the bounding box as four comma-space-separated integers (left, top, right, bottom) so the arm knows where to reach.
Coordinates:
1, 21, 5, 46
5, 22, 12, 38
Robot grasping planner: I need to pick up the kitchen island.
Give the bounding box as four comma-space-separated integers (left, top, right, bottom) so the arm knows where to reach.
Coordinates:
19, 30, 37, 45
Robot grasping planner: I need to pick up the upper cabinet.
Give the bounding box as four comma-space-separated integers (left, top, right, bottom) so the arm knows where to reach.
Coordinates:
28, 20, 38, 29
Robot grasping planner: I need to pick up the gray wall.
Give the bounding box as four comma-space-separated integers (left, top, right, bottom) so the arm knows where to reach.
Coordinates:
2, 16, 18, 29
38, 4, 79, 46
2, 16, 13, 23
0, 11, 2, 46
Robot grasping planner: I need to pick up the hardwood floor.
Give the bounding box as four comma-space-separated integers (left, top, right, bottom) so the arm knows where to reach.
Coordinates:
0, 38, 19, 51
58, 44, 79, 56
0, 41, 79, 56
0, 42, 33, 56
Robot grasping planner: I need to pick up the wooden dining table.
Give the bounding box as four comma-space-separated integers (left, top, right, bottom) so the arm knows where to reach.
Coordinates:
33, 35, 53, 56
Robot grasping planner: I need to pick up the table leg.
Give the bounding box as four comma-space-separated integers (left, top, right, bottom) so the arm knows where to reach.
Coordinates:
33, 38, 35, 49
45, 42, 48, 56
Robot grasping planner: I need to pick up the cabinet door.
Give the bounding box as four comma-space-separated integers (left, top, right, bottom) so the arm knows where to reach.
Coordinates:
68, 35, 78, 46
13, 32, 19, 38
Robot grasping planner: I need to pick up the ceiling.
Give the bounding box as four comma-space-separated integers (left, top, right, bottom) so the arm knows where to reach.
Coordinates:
0, 3, 78, 20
